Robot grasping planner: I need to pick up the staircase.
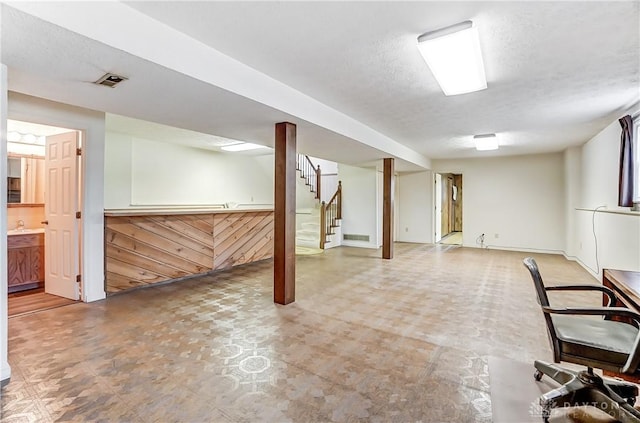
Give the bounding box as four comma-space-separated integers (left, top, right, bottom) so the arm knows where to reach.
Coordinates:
295, 154, 342, 249
295, 206, 322, 248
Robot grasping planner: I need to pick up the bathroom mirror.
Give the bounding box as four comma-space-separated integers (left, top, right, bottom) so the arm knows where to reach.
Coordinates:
7, 155, 45, 205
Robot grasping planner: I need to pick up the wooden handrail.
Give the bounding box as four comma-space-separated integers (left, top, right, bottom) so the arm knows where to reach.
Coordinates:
296, 154, 321, 200
303, 155, 315, 169
320, 181, 341, 249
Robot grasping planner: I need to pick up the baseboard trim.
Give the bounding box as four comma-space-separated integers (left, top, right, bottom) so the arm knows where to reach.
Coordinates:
562, 253, 599, 281
478, 244, 565, 255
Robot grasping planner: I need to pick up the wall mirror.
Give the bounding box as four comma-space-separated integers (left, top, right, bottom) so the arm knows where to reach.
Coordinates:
7, 155, 45, 205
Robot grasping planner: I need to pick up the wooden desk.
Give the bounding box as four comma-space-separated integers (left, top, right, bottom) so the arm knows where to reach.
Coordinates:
602, 269, 640, 311
602, 269, 640, 382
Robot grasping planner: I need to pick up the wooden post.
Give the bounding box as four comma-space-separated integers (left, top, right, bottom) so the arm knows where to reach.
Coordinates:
274, 122, 296, 304
316, 165, 321, 200
382, 158, 394, 259
320, 202, 326, 250
337, 181, 342, 219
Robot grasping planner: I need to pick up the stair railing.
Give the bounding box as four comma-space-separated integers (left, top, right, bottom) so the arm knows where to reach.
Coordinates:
296, 154, 321, 200
320, 181, 342, 249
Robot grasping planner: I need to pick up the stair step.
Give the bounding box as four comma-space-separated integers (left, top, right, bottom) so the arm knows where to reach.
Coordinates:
297, 237, 319, 244
297, 229, 319, 237
296, 239, 319, 248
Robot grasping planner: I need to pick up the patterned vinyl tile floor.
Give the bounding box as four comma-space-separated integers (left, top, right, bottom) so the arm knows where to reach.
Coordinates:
1, 243, 598, 422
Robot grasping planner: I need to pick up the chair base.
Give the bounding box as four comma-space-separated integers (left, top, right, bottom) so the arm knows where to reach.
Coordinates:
534, 360, 640, 422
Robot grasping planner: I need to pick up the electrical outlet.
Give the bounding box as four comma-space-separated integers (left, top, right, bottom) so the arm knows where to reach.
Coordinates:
494, 233, 499, 239
405, 227, 408, 232
580, 241, 583, 250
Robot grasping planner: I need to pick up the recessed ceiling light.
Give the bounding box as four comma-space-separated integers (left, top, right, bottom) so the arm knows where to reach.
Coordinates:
94, 73, 128, 88
221, 142, 267, 152
417, 20, 487, 96
474, 134, 498, 151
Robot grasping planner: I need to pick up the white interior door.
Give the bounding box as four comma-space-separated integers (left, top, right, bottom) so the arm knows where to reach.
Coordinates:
45, 132, 79, 300
434, 173, 442, 242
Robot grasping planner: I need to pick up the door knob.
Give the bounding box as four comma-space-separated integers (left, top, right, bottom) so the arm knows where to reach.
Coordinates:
41, 220, 49, 225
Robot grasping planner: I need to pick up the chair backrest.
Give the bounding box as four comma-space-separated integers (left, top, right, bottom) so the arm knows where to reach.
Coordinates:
523, 257, 550, 307
523, 257, 561, 361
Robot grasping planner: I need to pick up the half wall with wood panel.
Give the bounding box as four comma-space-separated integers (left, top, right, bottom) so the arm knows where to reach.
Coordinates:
104, 209, 274, 293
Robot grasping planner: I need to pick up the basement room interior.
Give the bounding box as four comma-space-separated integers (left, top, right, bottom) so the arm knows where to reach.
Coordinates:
1, 2, 639, 422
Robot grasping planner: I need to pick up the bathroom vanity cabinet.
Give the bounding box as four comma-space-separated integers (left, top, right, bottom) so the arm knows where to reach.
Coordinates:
7, 232, 45, 293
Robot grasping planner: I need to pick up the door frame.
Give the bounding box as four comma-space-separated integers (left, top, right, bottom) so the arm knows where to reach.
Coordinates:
434, 173, 442, 242
6, 92, 107, 305
5, 120, 85, 300
3, 90, 108, 386
433, 171, 464, 245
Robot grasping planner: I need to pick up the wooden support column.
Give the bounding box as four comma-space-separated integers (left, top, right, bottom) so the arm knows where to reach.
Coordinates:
274, 122, 296, 304
382, 158, 394, 259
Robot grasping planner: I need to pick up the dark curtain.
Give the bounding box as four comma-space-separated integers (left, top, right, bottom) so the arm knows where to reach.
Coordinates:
618, 115, 635, 207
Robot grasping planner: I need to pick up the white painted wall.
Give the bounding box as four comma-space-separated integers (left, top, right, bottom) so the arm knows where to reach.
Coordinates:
339, 163, 379, 248
8, 92, 106, 303
568, 118, 640, 276
103, 135, 275, 208
104, 131, 132, 208
308, 155, 338, 174
564, 146, 582, 258
397, 171, 433, 243
1, 63, 11, 384
433, 153, 565, 253
302, 155, 339, 203
580, 121, 625, 209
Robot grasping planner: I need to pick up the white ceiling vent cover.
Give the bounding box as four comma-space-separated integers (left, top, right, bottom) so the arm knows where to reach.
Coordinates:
94, 73, 128, 88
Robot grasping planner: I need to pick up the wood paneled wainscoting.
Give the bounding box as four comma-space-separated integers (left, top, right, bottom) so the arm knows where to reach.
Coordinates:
104, 209, 274, 293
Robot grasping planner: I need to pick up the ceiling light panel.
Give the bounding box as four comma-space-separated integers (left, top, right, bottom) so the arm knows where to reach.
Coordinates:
474, 134, 498, 151
417, 20, 487, 96
221, 142, 268, 152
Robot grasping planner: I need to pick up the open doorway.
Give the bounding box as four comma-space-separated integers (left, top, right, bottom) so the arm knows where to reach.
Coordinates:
6, 120, 82, 316
434, 173, 462, 245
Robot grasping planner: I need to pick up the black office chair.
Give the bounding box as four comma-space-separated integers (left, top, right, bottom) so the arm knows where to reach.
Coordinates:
523, 257, 640, 422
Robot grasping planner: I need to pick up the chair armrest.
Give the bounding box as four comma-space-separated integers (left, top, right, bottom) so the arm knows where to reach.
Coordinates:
542, 305, 640, 373
545, 285, 617, 307
541, 306, 640, 322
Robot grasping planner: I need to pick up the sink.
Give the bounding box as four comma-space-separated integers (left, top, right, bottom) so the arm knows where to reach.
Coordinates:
7, 228, 45, 236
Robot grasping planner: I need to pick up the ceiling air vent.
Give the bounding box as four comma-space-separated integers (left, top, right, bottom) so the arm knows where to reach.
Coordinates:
94, 73, 128, 88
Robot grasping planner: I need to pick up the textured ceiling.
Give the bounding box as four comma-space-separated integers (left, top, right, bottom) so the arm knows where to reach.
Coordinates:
126, 1, 640, 158
1, 5, 395, 168
2, 1, 639, 168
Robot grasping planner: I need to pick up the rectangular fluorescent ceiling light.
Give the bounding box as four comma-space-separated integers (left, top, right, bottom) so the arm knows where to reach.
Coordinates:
474, 134, 498, 151
417, 20, 487, 96
221, 142, 267, 152
208, 136, 245, 147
